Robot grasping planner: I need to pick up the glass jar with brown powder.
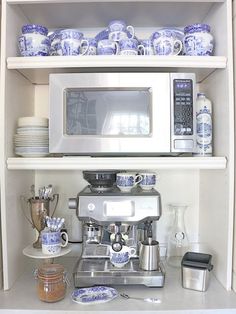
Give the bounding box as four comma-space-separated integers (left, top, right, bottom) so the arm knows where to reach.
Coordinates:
34, 263, 67, 302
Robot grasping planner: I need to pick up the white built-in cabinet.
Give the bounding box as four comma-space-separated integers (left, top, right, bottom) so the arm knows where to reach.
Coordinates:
0, 0, 235, 302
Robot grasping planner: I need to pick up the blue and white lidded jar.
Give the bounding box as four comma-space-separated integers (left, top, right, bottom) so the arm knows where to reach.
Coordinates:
195, 93, 212, 156
183, 24, 214, 56
19, 24, 50, 56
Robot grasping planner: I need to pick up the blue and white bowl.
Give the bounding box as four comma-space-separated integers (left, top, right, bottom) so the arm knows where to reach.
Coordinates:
183, 23, 214, 56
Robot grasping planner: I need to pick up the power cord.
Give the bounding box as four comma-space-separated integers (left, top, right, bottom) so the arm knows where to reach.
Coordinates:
61, 228, 83, 244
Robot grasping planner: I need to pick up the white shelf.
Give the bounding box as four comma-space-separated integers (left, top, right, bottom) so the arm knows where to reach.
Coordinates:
0, 257, 236, 313
7, 56, 227, 84
7, 0, 225, 4
7, 156, 227, 170
23, 244, 71, 259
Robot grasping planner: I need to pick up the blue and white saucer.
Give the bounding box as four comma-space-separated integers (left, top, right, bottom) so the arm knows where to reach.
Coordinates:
71, 286, 118, 304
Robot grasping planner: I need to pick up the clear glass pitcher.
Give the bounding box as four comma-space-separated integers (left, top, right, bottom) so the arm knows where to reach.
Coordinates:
167, 203, 189, 268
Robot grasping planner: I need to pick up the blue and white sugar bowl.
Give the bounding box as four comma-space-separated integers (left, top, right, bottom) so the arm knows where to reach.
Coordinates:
18, 24, 50, 56
183, 23, 214, 56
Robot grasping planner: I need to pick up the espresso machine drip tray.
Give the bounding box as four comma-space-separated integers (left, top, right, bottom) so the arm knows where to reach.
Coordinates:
73, 258, 165, 287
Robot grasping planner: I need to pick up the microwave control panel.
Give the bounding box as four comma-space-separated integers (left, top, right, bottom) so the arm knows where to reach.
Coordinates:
173, 79, 193, 136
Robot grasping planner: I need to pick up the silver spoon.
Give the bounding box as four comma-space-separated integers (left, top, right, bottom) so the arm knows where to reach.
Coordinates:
120, 293, 161, 304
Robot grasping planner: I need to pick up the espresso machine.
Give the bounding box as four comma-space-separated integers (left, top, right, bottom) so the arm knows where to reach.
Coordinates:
69, 171, 165, 287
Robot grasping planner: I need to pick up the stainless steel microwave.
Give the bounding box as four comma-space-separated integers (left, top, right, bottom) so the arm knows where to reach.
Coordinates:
49, 72, 196, 155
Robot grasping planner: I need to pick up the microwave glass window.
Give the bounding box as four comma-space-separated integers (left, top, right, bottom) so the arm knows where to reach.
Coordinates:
65, 89, 151, 136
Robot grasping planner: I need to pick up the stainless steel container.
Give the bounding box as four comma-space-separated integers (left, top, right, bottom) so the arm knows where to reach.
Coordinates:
139, 237, 160, 271
181, 252, 213, 292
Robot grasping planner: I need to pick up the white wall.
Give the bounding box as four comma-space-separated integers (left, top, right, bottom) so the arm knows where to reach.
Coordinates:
232, 0, 236, 292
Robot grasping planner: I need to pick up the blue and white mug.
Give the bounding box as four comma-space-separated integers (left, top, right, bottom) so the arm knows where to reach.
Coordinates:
97, 39, 119, 55
110, 245, 136, 268
119, 38, 139, 55
152, 31, 182, 56
138, 39, 154, 55
80, 38, 97, 55
42, 230, 68, 255
108, 20, 135, 42
116, 172, 142, 192
19, 24, 50, 57
57, 29, 87, 56
139, 172, 157, 191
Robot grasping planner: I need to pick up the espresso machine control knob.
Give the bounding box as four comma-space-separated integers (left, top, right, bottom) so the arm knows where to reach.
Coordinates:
68, 198, 78, 209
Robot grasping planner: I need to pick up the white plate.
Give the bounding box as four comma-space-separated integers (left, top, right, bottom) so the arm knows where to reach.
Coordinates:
14, 134, 49, 139
15, 152, 49, 157
71, 286, 118, 305
18, 117, 48, 127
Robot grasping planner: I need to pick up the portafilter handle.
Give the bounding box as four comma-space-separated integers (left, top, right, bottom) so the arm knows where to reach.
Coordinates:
112, 232, 124, 252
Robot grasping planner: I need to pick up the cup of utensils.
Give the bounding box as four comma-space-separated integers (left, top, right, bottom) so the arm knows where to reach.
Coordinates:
41, 216, 68, 255
116, 172, 157, 192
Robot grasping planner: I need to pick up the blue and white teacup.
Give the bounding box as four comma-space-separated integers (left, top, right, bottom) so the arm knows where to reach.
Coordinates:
138, 39, 154, 55
19, 24, 50, 56
97, 39, 119, 55
57, 29, 88, 56
80, 38, 97, 55
139, 172, 157, 191
119, 38, 139, 55
110, 245, 136, 268
116, 172, 142, 192
152, 31, 182, 56
42, 230, 68, 255
108, 20, 135, 42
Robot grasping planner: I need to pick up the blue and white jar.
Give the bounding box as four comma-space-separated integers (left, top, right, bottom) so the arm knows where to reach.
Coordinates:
183, 24, 214, 56
195, 93, 212, 156
19, 24, 50, 56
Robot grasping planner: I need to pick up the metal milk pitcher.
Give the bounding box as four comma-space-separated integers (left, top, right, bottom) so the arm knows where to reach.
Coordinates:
21, 194, 59, 248
139, 237, 160, 271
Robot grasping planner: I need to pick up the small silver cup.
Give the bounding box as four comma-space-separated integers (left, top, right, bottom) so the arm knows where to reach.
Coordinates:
139, 237, 160, 271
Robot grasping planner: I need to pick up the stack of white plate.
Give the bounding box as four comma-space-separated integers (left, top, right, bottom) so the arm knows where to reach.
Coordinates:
14, 117, 49, 157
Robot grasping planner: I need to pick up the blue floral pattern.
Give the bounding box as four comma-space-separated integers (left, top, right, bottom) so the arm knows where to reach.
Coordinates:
72, 286, 118, 304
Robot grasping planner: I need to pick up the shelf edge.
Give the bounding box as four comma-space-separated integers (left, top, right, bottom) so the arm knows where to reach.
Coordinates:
7, 157, 227, 170
7, 56, 227, 70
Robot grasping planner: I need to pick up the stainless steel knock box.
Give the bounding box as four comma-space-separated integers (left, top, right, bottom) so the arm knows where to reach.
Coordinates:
181, 252, 214, 292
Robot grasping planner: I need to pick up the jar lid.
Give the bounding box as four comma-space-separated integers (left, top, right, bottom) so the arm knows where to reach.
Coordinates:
37, 263, 65, 279
184, 24, 210, 34
22, 24, 48, 36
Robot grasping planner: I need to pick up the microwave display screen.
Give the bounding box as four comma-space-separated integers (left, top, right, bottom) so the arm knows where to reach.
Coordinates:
65, 89, 151, 136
